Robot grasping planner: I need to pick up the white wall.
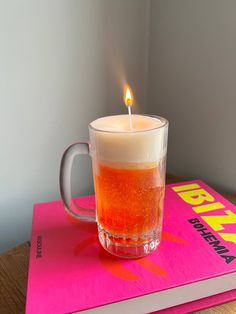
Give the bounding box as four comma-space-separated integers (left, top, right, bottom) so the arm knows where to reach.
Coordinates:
0, 0, 150, 252
148, 0, 236, 193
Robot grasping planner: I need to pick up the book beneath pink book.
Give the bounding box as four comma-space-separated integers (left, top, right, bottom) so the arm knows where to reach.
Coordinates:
26, 180, 236, 313
155, 289, 236, 314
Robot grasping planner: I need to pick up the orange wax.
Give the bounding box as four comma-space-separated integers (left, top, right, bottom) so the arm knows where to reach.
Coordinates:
93, 161, 164, 238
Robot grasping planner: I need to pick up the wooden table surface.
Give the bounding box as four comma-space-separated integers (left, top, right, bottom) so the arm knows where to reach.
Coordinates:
0, 174, 236, 314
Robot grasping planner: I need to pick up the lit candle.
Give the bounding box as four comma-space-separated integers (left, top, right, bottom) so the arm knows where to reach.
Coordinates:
89, 95, 168, 258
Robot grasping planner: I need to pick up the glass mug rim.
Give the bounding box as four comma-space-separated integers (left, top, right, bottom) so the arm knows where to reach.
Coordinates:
89, 114, 169, 134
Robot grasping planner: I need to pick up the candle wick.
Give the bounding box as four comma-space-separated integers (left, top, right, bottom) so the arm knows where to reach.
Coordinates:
128, 106, 133, 130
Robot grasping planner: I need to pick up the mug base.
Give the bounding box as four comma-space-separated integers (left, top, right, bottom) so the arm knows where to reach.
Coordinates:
98, 225, 160, 259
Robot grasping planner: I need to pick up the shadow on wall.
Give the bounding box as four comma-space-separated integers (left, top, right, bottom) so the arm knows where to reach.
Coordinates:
148, 0, 236, 194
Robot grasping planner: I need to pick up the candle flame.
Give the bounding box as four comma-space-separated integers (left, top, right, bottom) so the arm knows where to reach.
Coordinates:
124, 86, 134, 107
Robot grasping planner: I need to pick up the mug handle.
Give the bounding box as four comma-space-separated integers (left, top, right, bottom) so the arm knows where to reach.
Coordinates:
59, 142, 96, 222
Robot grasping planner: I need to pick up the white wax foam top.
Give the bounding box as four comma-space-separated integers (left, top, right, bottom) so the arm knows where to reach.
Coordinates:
90, 114, 163, 132
90, 115, 168, 164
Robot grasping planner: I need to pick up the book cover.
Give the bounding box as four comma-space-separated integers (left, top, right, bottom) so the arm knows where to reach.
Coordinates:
26, 180, 236, 313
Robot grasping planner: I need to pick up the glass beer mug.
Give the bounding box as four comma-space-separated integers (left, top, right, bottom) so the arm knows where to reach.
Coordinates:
60, 115, 168, 258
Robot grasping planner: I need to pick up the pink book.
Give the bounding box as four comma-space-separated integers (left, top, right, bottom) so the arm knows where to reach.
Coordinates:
26, 180, 236, 313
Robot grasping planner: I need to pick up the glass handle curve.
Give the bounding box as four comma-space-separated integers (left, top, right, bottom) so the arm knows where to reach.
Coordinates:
59, 142, 96, 222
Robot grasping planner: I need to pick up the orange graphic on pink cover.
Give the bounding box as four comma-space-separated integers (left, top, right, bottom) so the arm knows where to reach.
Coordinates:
26, 181, 236, 314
